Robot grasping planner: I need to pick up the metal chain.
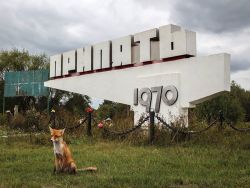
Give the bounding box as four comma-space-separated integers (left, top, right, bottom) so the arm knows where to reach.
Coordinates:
156, 115, 218, 135
102, 115, 150, 136
67, 117, 87, 130
227, 122, 250, 132
219, 111, 250, 132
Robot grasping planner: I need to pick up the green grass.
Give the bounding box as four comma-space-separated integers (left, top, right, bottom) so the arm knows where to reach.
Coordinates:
0, 127, 250, 188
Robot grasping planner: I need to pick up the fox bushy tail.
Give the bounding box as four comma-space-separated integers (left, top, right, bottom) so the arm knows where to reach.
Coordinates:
77, 166, 97, 172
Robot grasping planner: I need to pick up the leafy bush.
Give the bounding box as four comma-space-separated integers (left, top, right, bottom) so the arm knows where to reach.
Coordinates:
51, 107, 82, 132
194, 93, 245, 124
0, 114, 7, 126
96, 100, 131, 120
25, 110, 40, 131
25, 110, 49, 132
10, 114, 26, 130
8, 109, 49, 132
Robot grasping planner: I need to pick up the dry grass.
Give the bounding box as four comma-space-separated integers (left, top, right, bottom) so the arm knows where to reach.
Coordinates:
0, 122, 250, 188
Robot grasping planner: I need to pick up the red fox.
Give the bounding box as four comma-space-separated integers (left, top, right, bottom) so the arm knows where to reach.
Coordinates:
49, 127, 97, 174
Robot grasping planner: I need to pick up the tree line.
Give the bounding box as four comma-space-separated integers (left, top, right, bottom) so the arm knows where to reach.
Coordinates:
0, 49, 90, 115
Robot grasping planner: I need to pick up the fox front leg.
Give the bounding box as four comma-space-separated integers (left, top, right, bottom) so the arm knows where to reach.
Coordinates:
54, 157, 62, 174
53, 165, 57, 174
53, 163, 60, 174
54, 165, 64, 174
69, 162, 77, 174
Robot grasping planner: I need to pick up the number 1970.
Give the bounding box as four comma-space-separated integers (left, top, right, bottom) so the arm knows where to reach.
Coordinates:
134, 85, 178, 113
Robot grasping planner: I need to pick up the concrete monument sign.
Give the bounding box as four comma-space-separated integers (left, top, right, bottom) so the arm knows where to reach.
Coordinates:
45, 24, 230, 125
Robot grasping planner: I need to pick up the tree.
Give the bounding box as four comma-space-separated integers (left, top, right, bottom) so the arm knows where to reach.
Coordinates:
49, 89, 91, 115
230, 81, 250, 121
0, 49, 50, 113
194, 81, 247, 123
64, 93, 90, 115
28, 53, 49, 70
0, 48, 29, 80
0, 48, 49, 77
96, 100, 130, 120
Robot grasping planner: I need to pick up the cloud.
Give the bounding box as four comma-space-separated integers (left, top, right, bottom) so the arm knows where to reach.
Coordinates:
0, 0, 170, 55
232, 70, 250, 91
0, 0, 249, 89
136, 0, 250, 73
170, 0, 250, 33
197, 28, 250, 72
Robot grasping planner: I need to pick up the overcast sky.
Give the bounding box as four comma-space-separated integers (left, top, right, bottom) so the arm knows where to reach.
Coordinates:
0, 0, 249, 106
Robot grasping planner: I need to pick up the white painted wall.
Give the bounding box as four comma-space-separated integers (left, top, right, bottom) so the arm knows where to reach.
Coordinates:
46, 24, 230, 125
45, 53, 230, 125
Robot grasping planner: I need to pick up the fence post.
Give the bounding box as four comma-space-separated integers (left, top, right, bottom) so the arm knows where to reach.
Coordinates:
47, 89, 51, 115
149, 110, 155, 144
219, 110, 224, 131
2, 96, 5, 115
87, 111, 92, 137
49, 109, 56, 128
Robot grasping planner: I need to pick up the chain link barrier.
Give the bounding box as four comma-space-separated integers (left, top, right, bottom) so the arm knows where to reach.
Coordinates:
156, 112, 250, 134
49, 108, 250, 141
156, 114, 218, 135
102, 115, 150, 137
227, 122, 250, 132
219, 110, 250, 132
49, 111, 88, 131
67, 117, 87, 130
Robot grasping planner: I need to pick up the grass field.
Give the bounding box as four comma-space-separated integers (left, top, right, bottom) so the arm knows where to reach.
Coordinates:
0, 127, 250, 188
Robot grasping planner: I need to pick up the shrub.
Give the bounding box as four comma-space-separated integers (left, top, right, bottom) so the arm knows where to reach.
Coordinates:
51, 107, 82, 133
8, 109, 50, 132
10, 114, 26, 130
25, 110, 40, 131
96, 100, 131, 120
0, 114, 7, 126
194, 93, 245, 124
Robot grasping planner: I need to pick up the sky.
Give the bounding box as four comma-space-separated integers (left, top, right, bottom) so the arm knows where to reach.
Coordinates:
0, 0, 249, 107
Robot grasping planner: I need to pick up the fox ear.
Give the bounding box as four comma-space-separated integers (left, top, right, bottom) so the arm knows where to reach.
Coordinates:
49, 126, 53, 133
61, 128, 65, 135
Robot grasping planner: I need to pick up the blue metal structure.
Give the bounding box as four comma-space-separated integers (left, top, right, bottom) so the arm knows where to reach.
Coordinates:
4, 69, 49, 97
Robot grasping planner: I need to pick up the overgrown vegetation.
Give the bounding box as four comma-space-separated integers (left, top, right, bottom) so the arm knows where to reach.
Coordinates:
0, 48, 90, 116
0, 48, 250, 187
193, 81, 250, 123
0, 124, 250, 188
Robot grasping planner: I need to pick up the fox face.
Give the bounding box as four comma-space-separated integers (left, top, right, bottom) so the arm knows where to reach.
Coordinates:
49, 127, 65, 142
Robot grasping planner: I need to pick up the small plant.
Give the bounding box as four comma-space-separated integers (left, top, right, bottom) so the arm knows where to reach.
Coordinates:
0, 114, 7, 126
10, 114, 26, 130
51, 107, 83, 134
25, 110, 40, 131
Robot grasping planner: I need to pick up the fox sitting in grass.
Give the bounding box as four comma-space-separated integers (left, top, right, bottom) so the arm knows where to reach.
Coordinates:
49, 127, 97, 174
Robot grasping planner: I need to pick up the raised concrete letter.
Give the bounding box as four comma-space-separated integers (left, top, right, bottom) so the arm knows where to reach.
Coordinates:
112, 35, 132, 67
159, 24, 196, 59
93, 41, 111, 70
62, 50, 76, 76
50, 54, 62, 77
134, 28, 158, 62
77, 46, 92, 72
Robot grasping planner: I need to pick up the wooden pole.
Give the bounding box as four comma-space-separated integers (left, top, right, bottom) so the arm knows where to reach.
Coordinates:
149, 111, 155, 144
87, 112, 92, 137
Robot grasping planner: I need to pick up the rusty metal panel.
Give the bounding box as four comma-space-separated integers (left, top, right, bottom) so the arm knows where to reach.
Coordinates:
4, 69, 49, 97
